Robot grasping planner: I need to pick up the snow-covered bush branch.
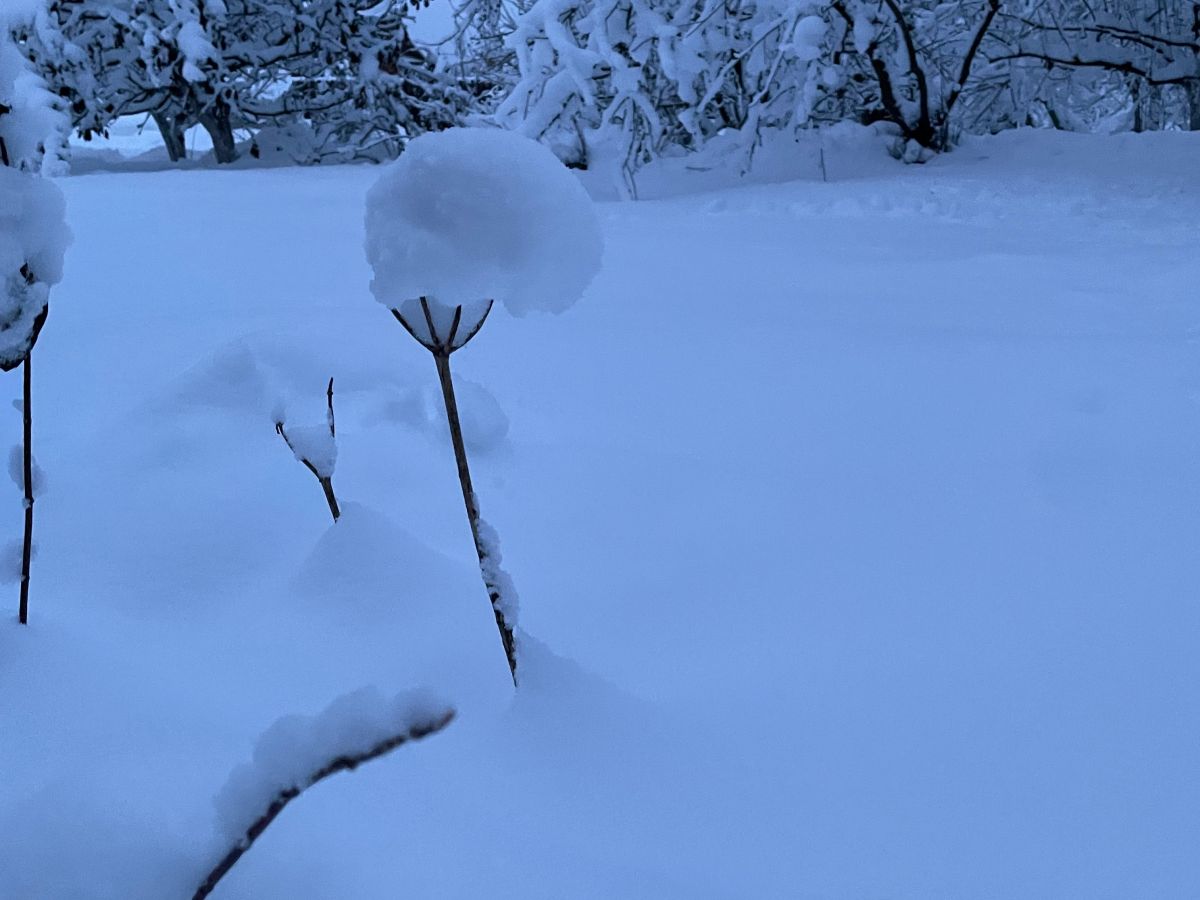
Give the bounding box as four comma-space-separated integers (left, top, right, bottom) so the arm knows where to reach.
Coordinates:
988, 0, 1200, 132
193, 688, 455, 900
820, 0, 1003, 156
275, 377, 341, 523
0, 14, 69, 625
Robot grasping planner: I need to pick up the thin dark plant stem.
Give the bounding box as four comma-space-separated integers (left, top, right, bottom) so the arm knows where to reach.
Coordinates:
18, 353, 32, 625
432, 351, 518, 684
391, 298, 517, 683
318, 476, 341, 522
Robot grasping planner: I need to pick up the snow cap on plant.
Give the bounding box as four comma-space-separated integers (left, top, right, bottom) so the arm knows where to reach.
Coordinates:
0, 136, 69, 372
364, 127, 603, 317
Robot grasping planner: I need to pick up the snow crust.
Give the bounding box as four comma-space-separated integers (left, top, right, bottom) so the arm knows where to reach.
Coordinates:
364, 127, 603, 317
213, 686, 450, 843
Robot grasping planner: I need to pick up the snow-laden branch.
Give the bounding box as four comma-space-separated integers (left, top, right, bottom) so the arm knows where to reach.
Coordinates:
193, 688, 456, 900
274, 377, 340, 522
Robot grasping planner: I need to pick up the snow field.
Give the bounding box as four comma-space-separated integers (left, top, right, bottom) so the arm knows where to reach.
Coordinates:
0, 129, 1198, 897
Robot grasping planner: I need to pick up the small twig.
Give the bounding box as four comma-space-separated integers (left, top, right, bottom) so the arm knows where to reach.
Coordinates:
191, 708, 455, 900
325, 377, 335, 439
275, 378, 341, 523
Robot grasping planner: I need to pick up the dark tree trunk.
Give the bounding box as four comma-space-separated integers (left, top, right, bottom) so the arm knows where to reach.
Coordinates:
153, 112, 188, 162
1187, 78, 1200, 131
199, 99, 238, 164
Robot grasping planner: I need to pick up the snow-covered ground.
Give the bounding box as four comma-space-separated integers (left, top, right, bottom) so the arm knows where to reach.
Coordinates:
2, 128, 1198, 898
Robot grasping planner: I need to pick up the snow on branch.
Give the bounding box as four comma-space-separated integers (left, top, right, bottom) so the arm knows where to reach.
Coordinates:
274, 377, 341, 522
193, 688, 456, 900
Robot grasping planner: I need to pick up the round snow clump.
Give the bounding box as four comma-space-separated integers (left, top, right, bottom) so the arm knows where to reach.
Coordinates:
365, 127, 603, 317
0, 166, 69, 370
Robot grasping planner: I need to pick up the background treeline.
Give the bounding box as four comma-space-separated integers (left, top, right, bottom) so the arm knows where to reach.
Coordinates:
10, 0, 1200, 177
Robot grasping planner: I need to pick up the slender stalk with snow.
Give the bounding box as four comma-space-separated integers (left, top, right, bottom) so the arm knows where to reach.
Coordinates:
275, 377, 341, 522
365, 128, 604, 686
391, 296, 518, 680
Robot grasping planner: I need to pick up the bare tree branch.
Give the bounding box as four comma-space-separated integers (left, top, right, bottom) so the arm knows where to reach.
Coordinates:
946, 0, 1003, 119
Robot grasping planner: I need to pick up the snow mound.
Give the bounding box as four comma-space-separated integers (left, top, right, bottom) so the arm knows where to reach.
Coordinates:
293, 502, 469, 614
213, 686, 452, 843
364, 127, 604, 317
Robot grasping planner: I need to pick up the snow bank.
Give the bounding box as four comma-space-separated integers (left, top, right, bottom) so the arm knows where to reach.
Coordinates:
293, 502, 470, 613
365, 127, 603, 317
213, 686, 452, 843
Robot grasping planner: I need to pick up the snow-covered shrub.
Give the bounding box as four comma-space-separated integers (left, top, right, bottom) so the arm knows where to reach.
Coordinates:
987, 0, 1200, 133
0, 18, 71, 625
804, 0, 1005, 156
364, 127, 603, 683
495, 0, 829, 192
195, 687, 455, 900
0, 21, 68, 174
0, 167, 66, 369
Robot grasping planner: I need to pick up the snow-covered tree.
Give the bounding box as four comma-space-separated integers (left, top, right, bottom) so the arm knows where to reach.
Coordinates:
495, 0, 829, 192
247, 0, 466, 163
989, 0, 1200, 132
17, 0, 466, 164
816, 0, 1003, 156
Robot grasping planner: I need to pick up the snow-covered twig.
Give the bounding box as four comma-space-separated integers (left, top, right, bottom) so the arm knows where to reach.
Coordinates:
274, 377, 340, 522
192, 700, 455, 900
